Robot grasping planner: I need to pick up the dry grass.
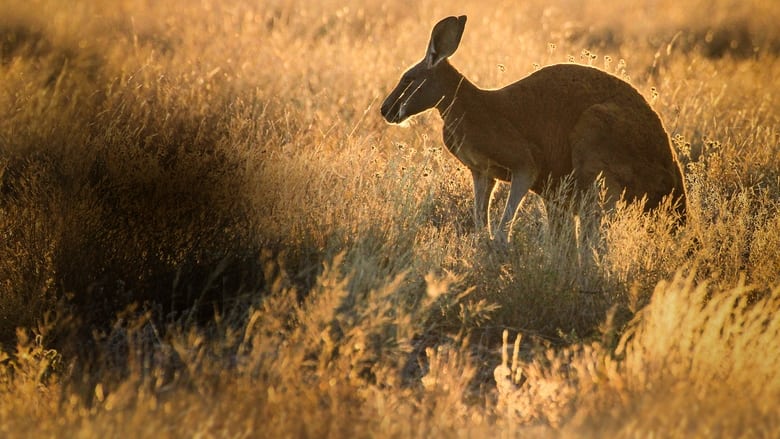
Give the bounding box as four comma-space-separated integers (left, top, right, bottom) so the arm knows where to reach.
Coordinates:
0, 0, 779, 437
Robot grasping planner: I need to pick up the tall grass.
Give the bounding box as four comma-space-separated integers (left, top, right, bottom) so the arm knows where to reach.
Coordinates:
0, 0, 778, 436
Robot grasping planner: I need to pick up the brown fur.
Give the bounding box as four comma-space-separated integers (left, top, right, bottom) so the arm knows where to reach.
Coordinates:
381, 16, 686, 242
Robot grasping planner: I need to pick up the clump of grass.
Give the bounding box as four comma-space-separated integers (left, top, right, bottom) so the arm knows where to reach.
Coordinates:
0, 4, 270, 349
496, 273, 780, 436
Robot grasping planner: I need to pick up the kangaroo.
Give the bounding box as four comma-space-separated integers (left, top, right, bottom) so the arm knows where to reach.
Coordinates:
380, 16, 686, 243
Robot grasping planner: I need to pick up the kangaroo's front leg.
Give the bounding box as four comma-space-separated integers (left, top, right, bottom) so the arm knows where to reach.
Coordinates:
495, 169, 535, 244
471, 169, 496, 234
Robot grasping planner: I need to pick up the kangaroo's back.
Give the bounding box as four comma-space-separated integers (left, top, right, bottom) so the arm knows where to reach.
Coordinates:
500, 65, 668, 157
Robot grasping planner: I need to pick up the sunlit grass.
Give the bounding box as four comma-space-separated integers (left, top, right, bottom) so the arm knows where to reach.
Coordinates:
0, 0, 778, 436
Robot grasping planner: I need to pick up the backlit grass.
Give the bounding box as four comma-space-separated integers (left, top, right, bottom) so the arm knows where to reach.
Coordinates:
0, 0, 778, 437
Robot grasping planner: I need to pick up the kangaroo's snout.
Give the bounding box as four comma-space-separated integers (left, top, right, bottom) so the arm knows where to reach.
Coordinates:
380, 97, 399, 123
380, 86, 408, 124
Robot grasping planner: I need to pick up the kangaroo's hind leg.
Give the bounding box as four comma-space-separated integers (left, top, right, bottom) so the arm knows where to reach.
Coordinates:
567, 103, 641, 292
569, 102, 640, 210
571, 102, 684, 213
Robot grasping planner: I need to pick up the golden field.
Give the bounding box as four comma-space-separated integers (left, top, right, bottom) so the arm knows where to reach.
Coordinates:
0, 0, 779, 436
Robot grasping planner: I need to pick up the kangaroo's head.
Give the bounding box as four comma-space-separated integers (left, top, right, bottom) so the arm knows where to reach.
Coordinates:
380, 15, 467, 124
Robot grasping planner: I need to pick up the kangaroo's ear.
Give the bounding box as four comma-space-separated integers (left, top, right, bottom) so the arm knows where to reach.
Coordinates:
425, 15, 467, 68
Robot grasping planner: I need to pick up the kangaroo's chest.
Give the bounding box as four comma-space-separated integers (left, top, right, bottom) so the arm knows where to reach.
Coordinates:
442, 125, 512, 181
